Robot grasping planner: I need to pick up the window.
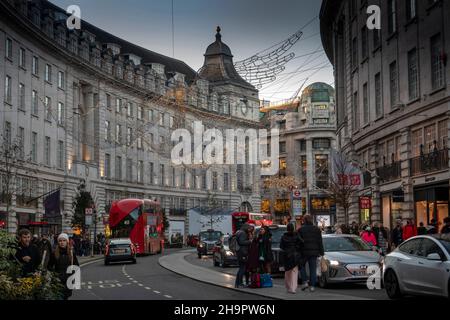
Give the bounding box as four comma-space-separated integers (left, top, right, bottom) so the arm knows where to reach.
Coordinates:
430, 34, 444, 90
375, 73, 382, 118
202, 170, 207, 189
160, 164, 165, 186
137, 161, 144, 183
137, 136, 143, 149
438, 120, 448, 149
212, 172, 218, 191
170, 116, 174, 128
408, 48, 419, 100
115, 156, 122, 180
44, 136, 51, 166
32, 56, 39, 75
279, 141, 286, 153
105, 120, 110, 141
57, 102, 64, 125
398, 239, 422, 256
363, 83, 369, 124
45, 64, 52, 82
127, 102, 133, 117
31, 132, 37, 162
278, 120, 286, 130
389, 61, 398, 107
315, 155, 329, 188
224, 172, 229, 191
353, 92, 359, 130
19, 48, 25, 68
424, 124, 436, 153
58, 71, 65, 89
19, 83, 25, 110
137, 105, 143, 120
57, 140, 64, 169
159, 112, 164, 126
406, 0, 417, 21
299, 139, 306, 152
149, 162, 154, 184
45, 96, 52, 121
149, 109, 155, 122
373, 29, 381, 49
104, 154, 111, 178
412, 129, 423, 157
313, 139, 331, 149
388, 0, 397, 34
361, 27, 368, 60
5, 38, 12, 59
106, 94, 111, 109
127, 127, 132, 146
32, 90, 38, 115
15, 127, 25, 160
116, 98, 121, 113
5, 75, 12, 103
172, 167, 176, 187
4, 122, 11, 146
352, 37, 358, 69
116, 124, 122, 143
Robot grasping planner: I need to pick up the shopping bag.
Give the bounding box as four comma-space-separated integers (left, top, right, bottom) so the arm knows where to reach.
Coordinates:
260, 273, 273, 288
249, 273, 261, 288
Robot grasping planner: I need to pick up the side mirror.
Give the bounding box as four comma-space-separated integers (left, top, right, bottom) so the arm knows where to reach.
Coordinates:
426, 253, 442, 261
215, 241, 222, 246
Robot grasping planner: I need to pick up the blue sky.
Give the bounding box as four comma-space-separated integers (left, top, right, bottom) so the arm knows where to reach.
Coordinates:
51, 0, 333, 101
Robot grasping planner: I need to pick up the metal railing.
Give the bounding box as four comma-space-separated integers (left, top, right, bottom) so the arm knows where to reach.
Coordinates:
410, 148, 449, 176
376, 161, 401, 182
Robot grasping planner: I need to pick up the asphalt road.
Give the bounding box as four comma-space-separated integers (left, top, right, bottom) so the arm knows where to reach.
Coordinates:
71, 249, 270, 300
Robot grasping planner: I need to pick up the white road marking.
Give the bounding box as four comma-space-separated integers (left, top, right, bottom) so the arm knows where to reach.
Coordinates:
164, 295, 173, 299
138, 284, 143, 286
153, 290, 160, 294
145, 287, 151, 290
132, 280, 138, 283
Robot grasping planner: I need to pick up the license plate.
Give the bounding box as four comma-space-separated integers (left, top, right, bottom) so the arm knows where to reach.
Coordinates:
114, 249, 126, 254
353, 270, 367, 276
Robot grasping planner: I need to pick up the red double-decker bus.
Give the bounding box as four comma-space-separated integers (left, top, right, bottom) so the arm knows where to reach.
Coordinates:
109, 199, 164, 255
231, 212, 273, 234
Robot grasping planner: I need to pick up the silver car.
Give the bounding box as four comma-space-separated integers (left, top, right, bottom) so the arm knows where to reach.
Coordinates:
318, 235, 383, 288
383, 235, 450, 299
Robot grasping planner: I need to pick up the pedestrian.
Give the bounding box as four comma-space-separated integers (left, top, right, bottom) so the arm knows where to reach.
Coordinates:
427, 219, 438, 235
37, 233, 53, 269
361, 226, 377, 247
15, 229, 41, 276
298, 215, 324, 292
350, 221, 359, 236
391, 220, 403, 249
234, 223, 253, 288
48, 233, 79, 300
417, 222, 428, 235
334, 224, 343, 234
441, 217, 450, 234
403, 219, 417, 241
372, 223, 388, 255
258, 226, 274, 274
280, 223, 303, 294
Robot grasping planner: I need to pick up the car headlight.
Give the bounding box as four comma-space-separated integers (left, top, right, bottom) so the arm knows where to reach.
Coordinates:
199, 243, 204, 248
329, 260, 340, 266
225, 250, 234, 256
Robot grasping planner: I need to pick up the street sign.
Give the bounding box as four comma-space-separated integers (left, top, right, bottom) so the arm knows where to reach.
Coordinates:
85, 208, 93, 215
85, 215, 92, 226
293, 200, 302, 217
292, 189, 301, 199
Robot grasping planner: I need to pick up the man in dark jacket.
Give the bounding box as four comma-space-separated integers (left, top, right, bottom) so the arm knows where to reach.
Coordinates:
391, 220, 403, 249
15, 229, 41, 276
234, 224, 253, 288
441, 217, 450, 234
298, 215, 324, 292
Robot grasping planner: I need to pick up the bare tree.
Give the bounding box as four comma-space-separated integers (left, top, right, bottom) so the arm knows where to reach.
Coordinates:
198, 191, 224, 231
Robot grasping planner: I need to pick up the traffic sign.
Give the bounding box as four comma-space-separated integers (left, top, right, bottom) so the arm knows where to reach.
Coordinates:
85, 208, 93, 215
292, 189, 301, 199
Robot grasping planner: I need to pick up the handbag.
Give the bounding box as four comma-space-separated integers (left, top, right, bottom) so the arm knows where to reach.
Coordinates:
249, 273, 261, 288
260, 273, 273, 288
320, 256, 328, 273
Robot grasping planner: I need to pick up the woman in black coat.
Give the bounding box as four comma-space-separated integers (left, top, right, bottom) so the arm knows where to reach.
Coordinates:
280, 223, 303, 294
48, 233, 79, 300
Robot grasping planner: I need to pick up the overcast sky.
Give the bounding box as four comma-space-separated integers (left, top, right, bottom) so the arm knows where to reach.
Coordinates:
51, 0, 333, 102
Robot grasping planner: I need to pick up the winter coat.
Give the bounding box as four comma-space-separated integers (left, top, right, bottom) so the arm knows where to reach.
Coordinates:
48, 247, 79, 299
258, 231, 274, 263
298, 223, 324, 257
15, 243, 41, 276
391, 227, 403, 246
236, 224, 252, 263
246, 238, 261, 272
441, 225, 450, 234
361, 231, 377, 246
280, 232, 303, 272
417, 227, 428, 235
403, 224, 417, 241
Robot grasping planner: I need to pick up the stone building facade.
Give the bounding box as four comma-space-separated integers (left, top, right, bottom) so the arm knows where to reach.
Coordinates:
0, 0, 261, 235
320, 0, 449, 228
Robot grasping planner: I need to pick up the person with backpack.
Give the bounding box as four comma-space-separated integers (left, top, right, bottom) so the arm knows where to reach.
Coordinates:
280, 223, 303, 294
233, 223, 253, 288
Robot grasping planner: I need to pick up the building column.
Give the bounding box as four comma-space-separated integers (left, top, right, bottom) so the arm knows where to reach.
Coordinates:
36, 180, 45, 223
400, 127, 414, 219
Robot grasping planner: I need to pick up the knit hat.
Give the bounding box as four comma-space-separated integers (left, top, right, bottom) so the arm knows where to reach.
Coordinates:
58, 233, 69, 242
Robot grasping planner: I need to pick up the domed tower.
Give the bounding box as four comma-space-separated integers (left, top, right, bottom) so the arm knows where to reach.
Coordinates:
199, 27, 259, 121
299, 82, 335, 126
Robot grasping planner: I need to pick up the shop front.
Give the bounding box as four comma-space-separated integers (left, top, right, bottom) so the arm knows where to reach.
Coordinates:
359, 196, 372, 224
381, 190, 404, 230
310, 196, 335, 227
414, 184, 449, 227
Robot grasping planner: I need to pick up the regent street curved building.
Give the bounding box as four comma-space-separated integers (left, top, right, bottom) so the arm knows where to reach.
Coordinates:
0, 0, 261, 234
320, 0, 449, 228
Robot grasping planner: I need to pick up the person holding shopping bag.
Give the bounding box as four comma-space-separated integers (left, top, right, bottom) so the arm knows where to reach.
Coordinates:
280, 223, 303, 294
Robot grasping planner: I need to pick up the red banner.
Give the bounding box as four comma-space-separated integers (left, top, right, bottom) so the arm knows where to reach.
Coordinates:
360, 197, 372, 209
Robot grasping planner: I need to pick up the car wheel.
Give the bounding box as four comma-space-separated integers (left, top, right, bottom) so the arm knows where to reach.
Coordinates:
132, 258, 137, 264
198, 253, 202, 259
104, 260, 109, 266
384, 269, 402, 299
318, 274, 328, 288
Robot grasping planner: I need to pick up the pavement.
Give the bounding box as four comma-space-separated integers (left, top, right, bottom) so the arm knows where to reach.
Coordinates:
72, 249, 268, 300
159, 249, 389, 300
